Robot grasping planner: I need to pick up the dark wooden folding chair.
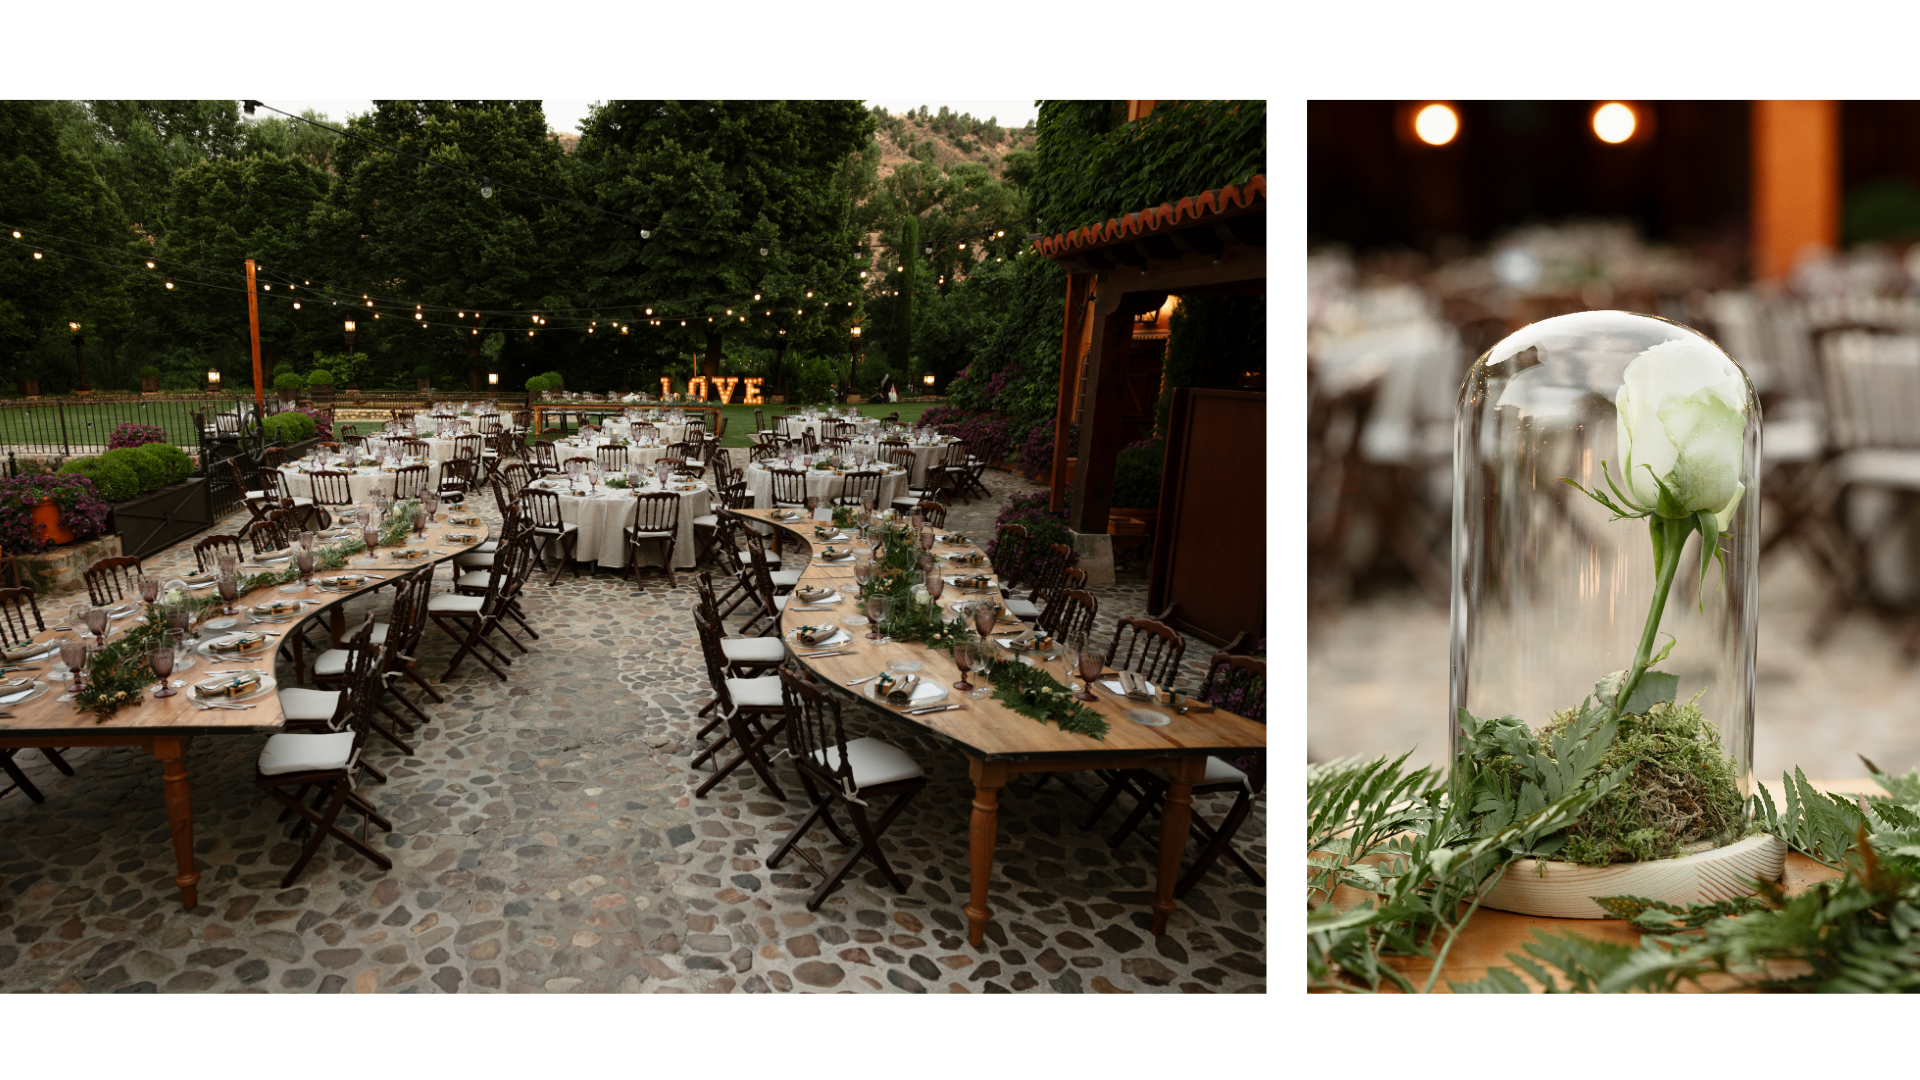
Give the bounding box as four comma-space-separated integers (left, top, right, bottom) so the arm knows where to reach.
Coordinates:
1039, 578, 1097, 643
690, 607, 788, 800
83, 556, 143, 606
255, 613, 393, 888
834, 470, 882, 508
532, 441, 563, 477
391, 463, 430, 501
596, 444, 629, 471
769, 467, 809, 509
313, 566, 438, 755
427, 521, 527, 683
227, 458, 273, 524
305, 469, 354, 529
192, 533, 247, 574
1081, 652, 1266, 897
436, 457, 477, 505
765, 667, 927, 911
519, 488, 581, 585
0, 584, 72, 804
915, 500, 948, 529
623, 491, 680, 587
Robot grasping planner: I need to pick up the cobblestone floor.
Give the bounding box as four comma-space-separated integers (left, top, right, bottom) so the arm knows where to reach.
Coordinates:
0, 458, 1266, 994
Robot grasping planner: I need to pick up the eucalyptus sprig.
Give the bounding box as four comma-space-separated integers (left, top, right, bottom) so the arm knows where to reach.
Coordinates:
984, 658, 1108, 740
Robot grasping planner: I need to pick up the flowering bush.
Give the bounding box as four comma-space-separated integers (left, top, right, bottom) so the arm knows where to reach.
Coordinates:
917, 404, 967, 430
1206, 637, 1266, 789
293, 407, 333, 441
949, 412, 1015, 464
987, 487, 1072, 586
107, 423, 168, 450
0, 474, 111, 553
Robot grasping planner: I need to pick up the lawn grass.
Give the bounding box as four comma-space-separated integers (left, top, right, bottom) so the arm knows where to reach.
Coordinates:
0, 397, 225, 451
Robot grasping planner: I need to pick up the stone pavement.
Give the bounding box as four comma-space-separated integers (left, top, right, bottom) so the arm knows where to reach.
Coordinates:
0, 459, 1266, 993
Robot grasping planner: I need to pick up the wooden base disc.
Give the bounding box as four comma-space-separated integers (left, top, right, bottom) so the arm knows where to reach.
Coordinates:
1480, 834, 1788, 919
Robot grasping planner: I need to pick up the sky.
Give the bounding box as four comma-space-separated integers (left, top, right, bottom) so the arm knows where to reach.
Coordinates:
251, 99, 1038, 135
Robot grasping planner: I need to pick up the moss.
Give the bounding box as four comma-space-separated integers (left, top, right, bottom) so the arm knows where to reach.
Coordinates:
1539, 696, 1746, 866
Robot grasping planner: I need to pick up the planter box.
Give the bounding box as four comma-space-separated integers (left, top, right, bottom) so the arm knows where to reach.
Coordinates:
141, 377, 160, 393
107, 476, 213, 560
278, 388, 299, 402
18, 534, 123, 596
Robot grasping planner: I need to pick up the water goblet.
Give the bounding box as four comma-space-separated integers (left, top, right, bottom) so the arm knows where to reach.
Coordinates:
149, 647, 176, 697
1076, 646, 1104, 702
853, 559, 872, 588
413, 511, 427, 537
865, 595, 891, 640
296, 548, 316, 588
138, 574, 161, 605
972, 603, 998, 642
926, 573, 946, 603
951, 643, 975, 693
59, 637, 87, 688
967, 645, 993, 699
362, 525, 381, 562
84, 606, 112, 646
298, 530, 315, 551
217, 573, 240, 616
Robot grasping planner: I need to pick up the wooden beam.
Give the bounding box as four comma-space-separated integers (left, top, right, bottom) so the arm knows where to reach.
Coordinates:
1070, 305, 1138, 534
1751, 100, 1838, 282
1049, 273, 1092, 513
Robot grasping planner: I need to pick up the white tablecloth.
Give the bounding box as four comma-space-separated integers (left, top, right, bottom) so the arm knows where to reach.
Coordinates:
365, 434, 463, 466
744, 463, 909, 508
527, 476, 710, 570
778, 416, 881, 442
549, 436, 681, 473
281, 463, 444, 505
602, 420, 689, 445
846, 438, 955, 487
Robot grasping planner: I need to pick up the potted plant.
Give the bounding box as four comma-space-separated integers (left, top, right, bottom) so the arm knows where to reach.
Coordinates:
58, 442, 206, 558
17, 377, 40, 398
138, 364, 161, 394
306, 367, 335, 404
1109, 436, 1164, 534
273, 370, 303, 402
0, 472, 111, 553
415, 363, 436, 393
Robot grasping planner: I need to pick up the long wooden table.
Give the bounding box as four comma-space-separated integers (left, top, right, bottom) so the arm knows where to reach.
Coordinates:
0, 517, 489, 911
737, 508, 1267, 946
530, 403, 720, 434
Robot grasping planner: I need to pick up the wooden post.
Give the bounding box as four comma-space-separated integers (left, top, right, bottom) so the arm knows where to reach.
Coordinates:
1049, 273, 1091, 513
1751, 100, 1839, 282
1070, 304, 1138, 535
245, 260, 265, 440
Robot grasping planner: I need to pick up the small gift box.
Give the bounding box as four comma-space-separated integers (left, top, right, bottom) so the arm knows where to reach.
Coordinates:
195, 672, 260, 698
795, 625, 830, 646
252, 600, 302, 616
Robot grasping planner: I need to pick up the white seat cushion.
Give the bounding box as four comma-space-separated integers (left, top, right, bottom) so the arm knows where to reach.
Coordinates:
245, 489, 266, 500
721, 637, 786, 664
456, 570, 491, 588
769, 569, 802, 586
291, 497, 316, 507
812, 737, 923, 788
626, 528, 673, 539
258, 731, 354, 776
454, 552, 494, 569
692, 514, 719, 528
725, 675, 784, 708
278, 687, 342, 722
311, 625, 390, 676
476, 540, 499, 552
772, 595, 788, 613
428, 593, 485, 613
1202, 755, 1248, 785
1005, 598, 1042, 620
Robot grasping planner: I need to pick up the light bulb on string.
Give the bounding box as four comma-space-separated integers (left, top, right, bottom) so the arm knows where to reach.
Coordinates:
33, 251, 42, 259
753, 293, 760, 301
293, 301, 301, 309
164, 280, 174, 289
759, 247, 768, 256
9, 230, 18, 238
640, 229, 650, 239
145, 260, 155, 269
480, 176, 493, 199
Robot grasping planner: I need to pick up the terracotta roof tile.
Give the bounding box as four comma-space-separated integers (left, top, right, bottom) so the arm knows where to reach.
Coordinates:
1033, 174, 1265, 260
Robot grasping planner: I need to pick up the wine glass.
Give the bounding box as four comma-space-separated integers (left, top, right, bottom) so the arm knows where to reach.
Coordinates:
806, 495, 820, 519
967, 645, 993, 699
1076, 645, 1104, 702
84, 606, 112, 646
952, 642, 975, 693
295, 548, 316, 588
138, 574, 160, 605
1060, 644, 1080, 695
853, 558, 872, 589
423, 491, 439, 519
972, 603, 998, 643
361, 525, 381, 563
58, 637, 86, 688
865, 595, 891, 640
217, 573, 240, 616
413, 511, 427, 537
926, 573, 946, 604
149, 647, 176, 697
297, 530, 315, 551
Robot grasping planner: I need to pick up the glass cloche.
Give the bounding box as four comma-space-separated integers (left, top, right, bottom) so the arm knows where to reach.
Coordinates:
1451, 310, 1759, 858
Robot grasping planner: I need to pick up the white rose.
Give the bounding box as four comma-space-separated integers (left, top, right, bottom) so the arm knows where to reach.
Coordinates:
1614, 338, 1749, 528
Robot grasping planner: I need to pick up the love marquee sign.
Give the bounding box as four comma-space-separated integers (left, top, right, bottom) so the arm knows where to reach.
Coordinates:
658, 377, 763, 405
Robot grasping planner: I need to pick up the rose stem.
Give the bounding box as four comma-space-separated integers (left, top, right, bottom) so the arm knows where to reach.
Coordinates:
1615, 515, 1687, 716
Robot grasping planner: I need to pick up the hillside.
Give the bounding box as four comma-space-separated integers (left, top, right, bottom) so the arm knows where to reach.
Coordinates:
871, 106, 1036, 180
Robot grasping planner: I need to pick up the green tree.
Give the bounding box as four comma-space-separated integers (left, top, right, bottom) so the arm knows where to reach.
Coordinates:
573, 100, 875, 386
0, 101, 131, 389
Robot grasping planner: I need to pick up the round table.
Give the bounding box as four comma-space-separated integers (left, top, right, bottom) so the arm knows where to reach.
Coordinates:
525, 475, 710, 571
280, 462, 445, 505
778, 415, 881, 442
549, 435, 679, 473
847, 438, 956, 488
744, 461, 909, 508
365, 434, 462, 465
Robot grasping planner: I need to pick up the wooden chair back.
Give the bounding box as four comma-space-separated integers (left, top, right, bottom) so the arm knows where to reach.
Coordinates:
777, 667, 853, 790
476, 414, 503, 435
533, 441, 562, 475
193, 533, 246, 574
308, 470, 354, 506
1198, 652, 1266, 727
520, 488, 566, 531
1043, 587, 1098, 644
247, 518, 289, 556
915, 500, 948, 528
835, 470, 881, 508
990, 523, 1028, 584
769, 468, 809, 507
437, 458, 476, 500
391, 463, 430, 500
596, 444, 629, 471
1104, 617, 1186, 686
0, 585, 45, 645
628, 491, 681, 536
84, 555, 144, 606
499, 462, 534, 502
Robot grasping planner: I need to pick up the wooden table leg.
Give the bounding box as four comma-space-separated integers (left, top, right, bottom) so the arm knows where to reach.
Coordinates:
965, 757, 1010, 948
149, 736, 199, 911
1151, 757, 1206, 937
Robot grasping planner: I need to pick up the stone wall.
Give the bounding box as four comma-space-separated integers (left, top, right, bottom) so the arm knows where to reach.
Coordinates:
18, 534, 123, 596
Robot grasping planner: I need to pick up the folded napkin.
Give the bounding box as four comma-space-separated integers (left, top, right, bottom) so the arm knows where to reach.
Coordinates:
883, 673, 918, 705
794, 625, 833, 647
195, 672, 261, 697
252, 600, 302, 616
208, 632, 266, 653
3, 641, 48, 662
1118, 671, 1154, 702
953, 574, 991, 590
0, 677, 31, 690
320, 575, 368, 588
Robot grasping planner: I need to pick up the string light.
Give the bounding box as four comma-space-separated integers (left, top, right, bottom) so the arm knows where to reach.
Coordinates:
9, 230, 18, 239
293, 301, 301, 309
145, 260, 155, 269
165, 280, 174, 288
33, 251, 42, 259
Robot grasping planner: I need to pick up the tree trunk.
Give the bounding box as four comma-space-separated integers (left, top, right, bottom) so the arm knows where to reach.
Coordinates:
703, 331, 723, 379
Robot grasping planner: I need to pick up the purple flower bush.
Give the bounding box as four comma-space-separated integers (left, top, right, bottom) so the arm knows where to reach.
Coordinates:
1205, 637, 1266, 789
0, 474, 111, 554
293, 407, 333, 442
107, 423, 168, 450
986, 487, 1072, 587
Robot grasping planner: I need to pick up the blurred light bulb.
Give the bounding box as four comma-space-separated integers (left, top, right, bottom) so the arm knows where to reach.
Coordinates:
1413, 103, 1459, 146
1593, 102, 1636, 143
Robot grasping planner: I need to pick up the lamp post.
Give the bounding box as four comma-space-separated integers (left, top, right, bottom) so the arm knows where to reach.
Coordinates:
206, 368, 221, 392
344, 319, 357, 358
923, 373, 936, 399
488, 372, 499, 387
848, 325, 862, 404
68, 321, 91, 393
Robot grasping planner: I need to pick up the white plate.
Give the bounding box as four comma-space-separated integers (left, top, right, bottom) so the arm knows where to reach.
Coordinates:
791, 588, 841, 604
810, 531, 849, 543
842, 615, 870, 626
944, 575, 996, 591
197, 633, 274, 659
816, 552, 856, 563
787, 625, 851, 648
191, 671, 277, 704
866, 677, 948, 708
1122, 708, 1171, 727
106, 603, 140, 619
1100, 677, 1159, 698
204, 617, 239, 630
314, 576, 374, 593
0, 680, 49, 706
